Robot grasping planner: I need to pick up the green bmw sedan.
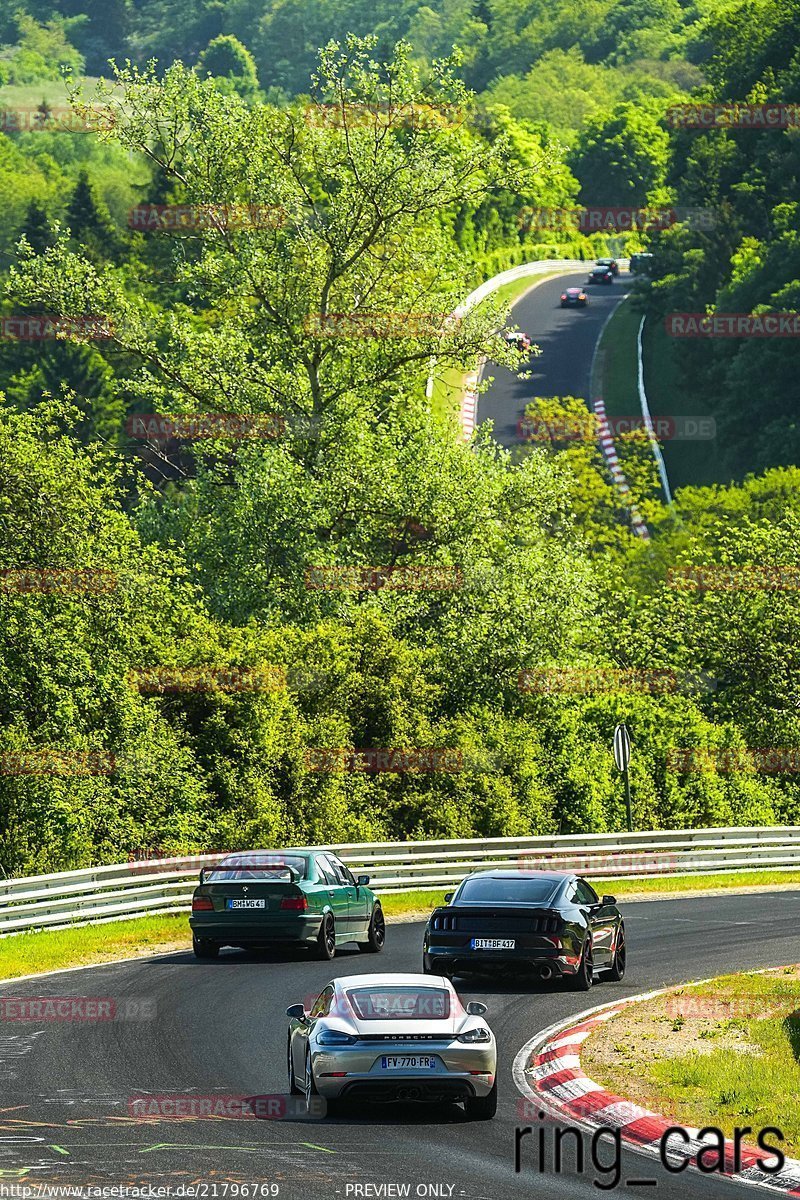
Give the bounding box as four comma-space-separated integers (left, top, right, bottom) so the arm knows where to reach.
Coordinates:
189, 850, 385, 960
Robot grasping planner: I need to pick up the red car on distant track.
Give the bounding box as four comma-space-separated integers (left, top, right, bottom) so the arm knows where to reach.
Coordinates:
502, 329, 532, 352
561, 286, 588, 307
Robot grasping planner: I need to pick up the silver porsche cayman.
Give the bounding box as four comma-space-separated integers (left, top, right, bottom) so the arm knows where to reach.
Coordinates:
286, 972, 497, 1118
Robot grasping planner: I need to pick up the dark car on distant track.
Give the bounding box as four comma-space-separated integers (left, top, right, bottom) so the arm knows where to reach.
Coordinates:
595, 257, 619, 276
629, 252, 655, 276
560, 286, 588, 308
588, 265, 614, 285
190, 850, 385, 960
422, 870, 625, 990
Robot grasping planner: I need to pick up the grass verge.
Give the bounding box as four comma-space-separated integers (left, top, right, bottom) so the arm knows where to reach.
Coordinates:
582, 964, 800, 1156
597, 290, 723, 490
2, 869, 799, 981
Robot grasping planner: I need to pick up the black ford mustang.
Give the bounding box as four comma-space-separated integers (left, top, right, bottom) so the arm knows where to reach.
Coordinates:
422, 870, 625, 990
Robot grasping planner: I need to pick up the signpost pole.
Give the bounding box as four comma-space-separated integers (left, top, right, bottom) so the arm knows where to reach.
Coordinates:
623, 764, 632, 833
613, 723, 633, 833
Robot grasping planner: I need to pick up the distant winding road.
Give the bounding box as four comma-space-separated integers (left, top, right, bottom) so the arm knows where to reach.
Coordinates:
478, 268, 629, 446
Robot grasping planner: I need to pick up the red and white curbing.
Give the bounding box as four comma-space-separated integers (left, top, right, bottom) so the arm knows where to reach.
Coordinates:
460, 360, 483, 441
513, 989, 800, 1195
593, 396, 650, 540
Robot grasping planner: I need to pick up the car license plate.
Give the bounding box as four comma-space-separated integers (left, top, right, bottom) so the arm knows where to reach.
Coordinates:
227, 899, 266, 909
471, 937, 515, 950
380, 1056, 437, 1070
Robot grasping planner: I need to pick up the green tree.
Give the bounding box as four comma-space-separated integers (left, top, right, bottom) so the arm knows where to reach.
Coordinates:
569, 101, 670, 206
64, 170, 121, 262
19, 200, 55, 255
197, 34, 261, 100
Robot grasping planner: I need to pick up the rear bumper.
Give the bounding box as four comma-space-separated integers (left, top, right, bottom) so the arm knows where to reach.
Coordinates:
189, 915, 321, 946
424, 946, 576, 978
336, 1078, 479, 1103
311, 1044, 496, 1100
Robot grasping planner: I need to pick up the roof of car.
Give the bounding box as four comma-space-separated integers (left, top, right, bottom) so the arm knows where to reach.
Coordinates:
461, 869, 572, 882
218, 849, 314, 860
333, 973, 454, 989
565, 286, 582, 292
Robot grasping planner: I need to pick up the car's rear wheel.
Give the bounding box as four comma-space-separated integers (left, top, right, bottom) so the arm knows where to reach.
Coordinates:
603, 924, 626, 981
464, 1079, 497, 1120
315, 915, 336, 961
288, 1037, 302, 1095
304, 1049, 319, 1115
570, 940, 593, 991
192, 935, 219, 960
358, 904, 385, 953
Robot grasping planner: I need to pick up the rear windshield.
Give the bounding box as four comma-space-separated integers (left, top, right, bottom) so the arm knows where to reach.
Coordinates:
346, 987, 451, 1021
455, 876, 558, 905
204, 854, 308, 881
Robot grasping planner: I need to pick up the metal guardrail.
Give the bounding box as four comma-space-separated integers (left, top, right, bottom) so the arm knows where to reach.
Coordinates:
1, 825, 798, 936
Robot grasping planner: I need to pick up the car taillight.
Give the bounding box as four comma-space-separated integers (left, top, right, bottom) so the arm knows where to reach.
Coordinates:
192, 895, 213, 911
281, 896, 308, 911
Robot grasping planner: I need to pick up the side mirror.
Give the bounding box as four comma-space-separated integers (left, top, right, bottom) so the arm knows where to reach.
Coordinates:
444, 892, 454, 904
286, 1004, 307, 1021
466, 1001, 487, 1016
357, 874, 370, 887
199, 869, 206, 885
601, 894, 616, 906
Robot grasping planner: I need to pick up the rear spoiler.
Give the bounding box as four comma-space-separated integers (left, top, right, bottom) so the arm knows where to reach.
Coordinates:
199, 864, 300, 885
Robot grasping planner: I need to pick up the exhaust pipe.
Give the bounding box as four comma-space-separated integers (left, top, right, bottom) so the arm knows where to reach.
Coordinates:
538, 963, 555, 981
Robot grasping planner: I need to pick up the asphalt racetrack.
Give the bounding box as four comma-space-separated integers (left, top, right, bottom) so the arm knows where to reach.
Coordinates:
3, 890, 799, 1199
478, 268, 629, 447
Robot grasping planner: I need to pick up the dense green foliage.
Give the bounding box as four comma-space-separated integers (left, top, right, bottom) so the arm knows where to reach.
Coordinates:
0, 0, 797, 875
